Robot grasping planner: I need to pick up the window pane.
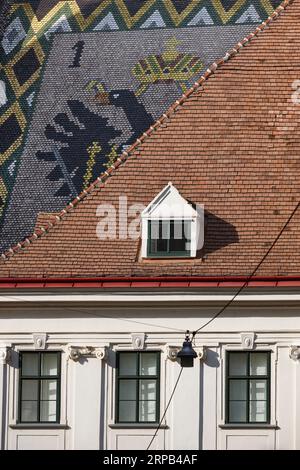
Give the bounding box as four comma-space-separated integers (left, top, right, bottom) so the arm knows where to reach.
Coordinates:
184, 221, 191, 240
170, 221, 190, 252
140, 353, 157, 376
118, 401, 136, 422
119, 353, 137, 376
21, 380, 38, 400
149, 221, 169, 254
41, 380, 57, 401
21, 401, 38, 422
150, 221, 169, 253
21, 353, 39, 376
229, 380, 247, 401
172, 220, 183, 240
40, 401, 57, 422
250, 380, 267, 401
139, 400, 156, 422
139, 380, 157, 401
154, 238, 168, 253
250, 401, 267, 422
229, 353, 247, 376
170, 237, 186, 252
161, 221, 169, 241
119, 380, 137, 400
149, 220, 159, 240
228, 401, 247, 422
41, 353, 58, 376
250, 353, 268, 376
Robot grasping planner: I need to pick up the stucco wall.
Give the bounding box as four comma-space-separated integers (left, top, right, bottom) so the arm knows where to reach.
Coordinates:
0, 299, 300, 450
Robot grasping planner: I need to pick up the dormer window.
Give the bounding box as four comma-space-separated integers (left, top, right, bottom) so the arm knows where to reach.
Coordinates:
141, 183, 204, 259
148, 220, 191, 257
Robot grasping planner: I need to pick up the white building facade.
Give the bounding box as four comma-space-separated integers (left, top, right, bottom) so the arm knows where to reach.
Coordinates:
1, 282, 300, 450
0, 0, 299, 452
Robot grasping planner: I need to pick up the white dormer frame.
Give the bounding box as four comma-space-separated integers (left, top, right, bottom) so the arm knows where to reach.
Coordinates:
141, 182, 204, 258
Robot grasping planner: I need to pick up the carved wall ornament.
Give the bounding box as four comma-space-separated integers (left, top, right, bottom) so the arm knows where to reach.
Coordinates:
167, 346, 180, 361
240, 332, 255, 350
0, 346, 11, 365
196, 347, 206, 361
68, 346, 108, 361
166, 346, 206, 362
290, 346, 300, 362
131, 333, 145, 350
95, 347, 108, 360
33, 333, 47, 350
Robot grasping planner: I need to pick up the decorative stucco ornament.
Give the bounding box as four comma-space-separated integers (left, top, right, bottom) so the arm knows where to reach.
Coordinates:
33, 333, 47, 350
0, 346, 11, 364
240, 332, 255, 350
131, 333, 145, 350
289, 346, 300, 362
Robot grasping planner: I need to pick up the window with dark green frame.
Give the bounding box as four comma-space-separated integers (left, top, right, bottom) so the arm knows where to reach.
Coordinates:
148, 220, 191, 258
116, 352, 160, 424
19, 352, 61, 423
226, 351, 270, 424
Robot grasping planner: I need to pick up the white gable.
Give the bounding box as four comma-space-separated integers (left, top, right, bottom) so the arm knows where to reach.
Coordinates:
141, 183, 204, 258
142, 183, 197, 219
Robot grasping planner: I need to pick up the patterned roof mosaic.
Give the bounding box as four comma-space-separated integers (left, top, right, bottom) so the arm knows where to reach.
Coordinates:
0, 0, 280, 253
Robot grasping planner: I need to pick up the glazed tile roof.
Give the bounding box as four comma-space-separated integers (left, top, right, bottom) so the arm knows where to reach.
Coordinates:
0, 0, 298, 279
0, 1, 280, 252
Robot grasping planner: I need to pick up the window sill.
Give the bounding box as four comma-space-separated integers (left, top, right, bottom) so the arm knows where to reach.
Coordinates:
9, 423, 70, 430
109, 423, 169, 429
141, 256, 195, 261
219, 424, 278, 430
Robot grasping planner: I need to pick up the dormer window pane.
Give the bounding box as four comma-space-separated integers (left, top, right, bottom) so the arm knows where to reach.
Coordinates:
148, 220, 191, 257
169, 220, 191, 253
141, 183, 204, 259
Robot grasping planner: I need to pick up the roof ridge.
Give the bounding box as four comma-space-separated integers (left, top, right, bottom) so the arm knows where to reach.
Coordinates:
1, 0, 294, 262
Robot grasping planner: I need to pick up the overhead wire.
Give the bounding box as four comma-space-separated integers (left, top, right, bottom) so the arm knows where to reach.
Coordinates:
147, 198, 300, 449
192, 199, 300, 338
0, 291, 185, 333
1, 194, 299, 451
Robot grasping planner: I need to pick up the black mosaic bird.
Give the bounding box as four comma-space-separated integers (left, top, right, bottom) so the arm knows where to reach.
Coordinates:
97, 89, 153, 146
36, 99, 121, 196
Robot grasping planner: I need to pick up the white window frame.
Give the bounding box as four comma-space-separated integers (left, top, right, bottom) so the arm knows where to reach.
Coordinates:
141, 182, 204, 259
107, 343, 167, 428
8, 344, 68, 428
218, 343, 277, 428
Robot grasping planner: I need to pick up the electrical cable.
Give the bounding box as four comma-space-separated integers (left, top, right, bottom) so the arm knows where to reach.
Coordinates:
0, 292, 185, 333
147, 367, 183, 450
147, 198, 300, 450
0, 194, 299, 451
3, 195, 299, 338
192, 199, 300, 338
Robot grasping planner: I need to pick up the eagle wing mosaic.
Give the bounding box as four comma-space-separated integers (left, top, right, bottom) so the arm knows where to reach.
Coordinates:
0, 0, 281, 252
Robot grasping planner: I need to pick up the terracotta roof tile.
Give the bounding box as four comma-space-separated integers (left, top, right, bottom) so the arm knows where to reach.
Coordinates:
0, 0, 298, 279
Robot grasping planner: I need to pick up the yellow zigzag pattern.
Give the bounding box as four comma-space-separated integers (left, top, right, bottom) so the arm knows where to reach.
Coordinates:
10, 0, 279, 44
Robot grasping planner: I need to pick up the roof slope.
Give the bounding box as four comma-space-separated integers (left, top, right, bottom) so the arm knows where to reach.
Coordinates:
0, 0, 299, 279
0, 0, 280, 252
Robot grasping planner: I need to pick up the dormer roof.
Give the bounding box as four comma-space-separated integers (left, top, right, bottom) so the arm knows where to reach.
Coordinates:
142, 183, 198, 219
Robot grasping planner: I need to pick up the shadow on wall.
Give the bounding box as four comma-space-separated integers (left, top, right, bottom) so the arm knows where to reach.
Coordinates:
199, 348, 220, 449
199, 210, 239, 258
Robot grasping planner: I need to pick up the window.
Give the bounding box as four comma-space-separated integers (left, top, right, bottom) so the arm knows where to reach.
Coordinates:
148, 220, 191, 258
19, 352, 61, 423
226, 352, 270, 424
116, 352, 160, 424
141, 183, 204, 259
